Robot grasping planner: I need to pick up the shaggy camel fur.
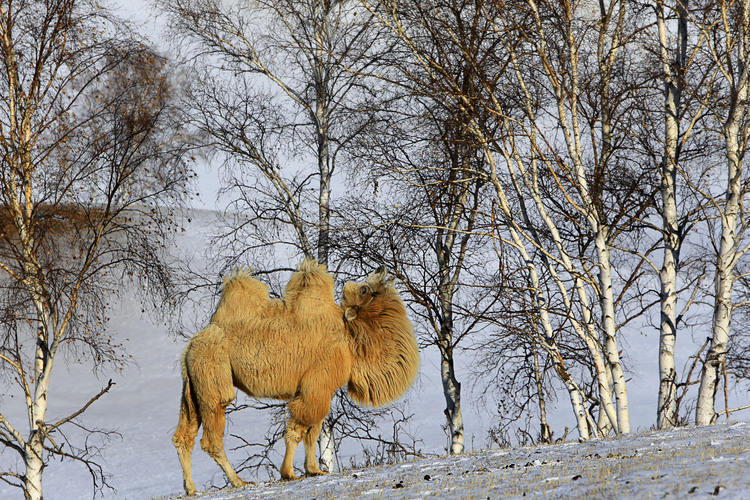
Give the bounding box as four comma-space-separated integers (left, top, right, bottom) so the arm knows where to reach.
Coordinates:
173, 259, 419, 494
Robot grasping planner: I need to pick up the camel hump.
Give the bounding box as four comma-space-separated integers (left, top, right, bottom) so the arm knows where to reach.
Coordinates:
283, 258, 335, 302
224, 267, 254, 284
297, 258, 328, 277
211, 269, 270, 325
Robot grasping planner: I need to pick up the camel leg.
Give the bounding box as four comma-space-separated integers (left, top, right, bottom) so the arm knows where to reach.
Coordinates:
173, 386, 200, 495
281, 418, 305, 480
303, 420, 327, 476
283, 379, 333, 480
200, 402, 247, 489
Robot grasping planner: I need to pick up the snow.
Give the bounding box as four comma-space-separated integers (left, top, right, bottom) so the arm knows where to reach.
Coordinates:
2, 209, 750, 499
152, 421, 750, 499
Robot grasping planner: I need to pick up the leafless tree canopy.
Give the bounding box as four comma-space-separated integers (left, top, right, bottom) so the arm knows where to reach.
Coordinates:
0, 1, 193, 498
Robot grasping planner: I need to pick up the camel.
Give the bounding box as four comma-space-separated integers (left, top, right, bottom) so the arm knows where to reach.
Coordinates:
172, 259, 419, 495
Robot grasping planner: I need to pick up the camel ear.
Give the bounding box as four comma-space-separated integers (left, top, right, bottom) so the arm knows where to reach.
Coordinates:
345, 307, 358, 321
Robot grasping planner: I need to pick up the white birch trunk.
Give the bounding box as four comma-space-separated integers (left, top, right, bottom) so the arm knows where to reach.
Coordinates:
318, 418, 335, 473
695, 0, 750, 425
24, 432, 45, 500
311, 0, 337, 467
658, 237, 679, 428
440, 348, 464, 455
596, 236, 631, 434
313, 0, 331, 261
437, 242, 464, 455
696, 258, 733, 425
655, 0, 688, 430
24, 322, 54, 500
531, 346, 551, 443
696, 111, 745, 426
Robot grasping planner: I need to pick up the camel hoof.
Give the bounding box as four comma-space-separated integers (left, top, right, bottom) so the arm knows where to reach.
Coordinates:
231, 479, 253, 489
305, 469, 328, 477
280, 468, 299, 481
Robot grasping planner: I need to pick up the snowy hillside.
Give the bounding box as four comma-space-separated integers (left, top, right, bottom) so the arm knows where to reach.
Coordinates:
156, 421, 750, 499
1, 209, 749, 499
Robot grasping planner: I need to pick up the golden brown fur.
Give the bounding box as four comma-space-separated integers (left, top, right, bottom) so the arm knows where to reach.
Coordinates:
172, 260, 419, 495
342, 267, 420, 407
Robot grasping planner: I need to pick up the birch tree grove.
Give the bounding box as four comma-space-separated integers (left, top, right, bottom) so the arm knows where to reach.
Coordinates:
4, 0, 750, 495
363, 0, 655, 440
155, 0, 750, 461
0, 1, 192, 498
152, 0, 750, 471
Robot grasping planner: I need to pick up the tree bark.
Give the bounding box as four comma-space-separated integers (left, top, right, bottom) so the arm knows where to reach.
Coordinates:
696, 119, 745, 425
24, 431, 45, 500
317, 418, 335, 473
655, 0, 688, 430
439, 335, 464, 455
436, 229, 465, 454
312, 0, 336, 471
695, 0, 750, 426
596, 236, 631, 434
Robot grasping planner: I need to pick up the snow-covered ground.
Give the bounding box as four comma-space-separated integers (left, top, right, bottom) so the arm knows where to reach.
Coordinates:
156, 420, 750, 499
1, 209, 749, 499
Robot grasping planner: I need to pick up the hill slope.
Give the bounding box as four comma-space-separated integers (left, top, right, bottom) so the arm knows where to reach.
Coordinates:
159, 420, 750, 499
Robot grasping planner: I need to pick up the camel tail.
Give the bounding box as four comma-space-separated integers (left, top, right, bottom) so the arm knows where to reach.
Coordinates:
179, 358, 199, 427
173, 349, 201, 494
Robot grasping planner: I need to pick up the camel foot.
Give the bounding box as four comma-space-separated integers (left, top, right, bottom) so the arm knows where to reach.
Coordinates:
280, 467, 299, 481
230, 480, 254, 490
305, 468, 328, 477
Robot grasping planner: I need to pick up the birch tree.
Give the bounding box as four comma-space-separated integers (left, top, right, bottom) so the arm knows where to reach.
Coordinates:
345, 0, 510, 454
342, 110, 490, 454
695, 0, 750, 425
653, 0, 690, 430
0, 2, 192, 498
643, 0, 719, 429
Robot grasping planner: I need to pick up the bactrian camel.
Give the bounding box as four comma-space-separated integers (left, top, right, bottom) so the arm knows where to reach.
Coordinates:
172, 259, 419, 494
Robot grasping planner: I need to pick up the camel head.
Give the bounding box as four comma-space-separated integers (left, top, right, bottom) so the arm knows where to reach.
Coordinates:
341, 265, 394, 321
341, 265, 419, 407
